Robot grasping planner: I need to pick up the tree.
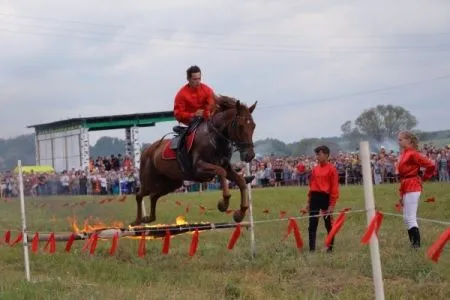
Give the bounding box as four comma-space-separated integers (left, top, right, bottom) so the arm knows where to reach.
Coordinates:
340, 120, 353, 136
354, 105, 417, 143
340, 120, 365, 150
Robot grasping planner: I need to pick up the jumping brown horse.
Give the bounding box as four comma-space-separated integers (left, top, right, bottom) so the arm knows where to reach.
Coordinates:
130, 95, 257, 226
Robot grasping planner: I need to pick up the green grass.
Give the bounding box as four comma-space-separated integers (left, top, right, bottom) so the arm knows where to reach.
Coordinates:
1, 183, 449, 300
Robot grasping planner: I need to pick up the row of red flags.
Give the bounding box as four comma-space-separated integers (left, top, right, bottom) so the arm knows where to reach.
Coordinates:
0, 225, 242, 258
1, 211, 448, 262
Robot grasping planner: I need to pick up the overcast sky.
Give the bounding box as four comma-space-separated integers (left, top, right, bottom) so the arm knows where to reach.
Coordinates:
1, 0, 450, 145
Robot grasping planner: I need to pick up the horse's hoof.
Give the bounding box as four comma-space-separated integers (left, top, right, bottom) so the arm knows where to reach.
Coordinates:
130, 220, 141, 227
233, 210, 245, 223
217, 200, 229, 212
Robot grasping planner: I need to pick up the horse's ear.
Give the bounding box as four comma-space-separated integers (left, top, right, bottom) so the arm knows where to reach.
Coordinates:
236, 100, 241, 113
249, 101, 258, 113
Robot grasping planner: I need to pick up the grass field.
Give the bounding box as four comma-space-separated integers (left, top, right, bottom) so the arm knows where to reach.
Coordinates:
1, 183, 449, 300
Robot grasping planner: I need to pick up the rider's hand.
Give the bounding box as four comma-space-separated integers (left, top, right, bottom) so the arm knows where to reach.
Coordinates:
195, 109, 204, 117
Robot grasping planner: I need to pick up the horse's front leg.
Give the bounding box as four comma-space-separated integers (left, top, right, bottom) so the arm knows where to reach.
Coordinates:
225, 165, 248, 223
194, 160, 231, 212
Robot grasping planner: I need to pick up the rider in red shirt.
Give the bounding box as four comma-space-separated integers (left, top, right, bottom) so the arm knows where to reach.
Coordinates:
173, 65, 215, 126
397, 130, 435, 249
172, 66, 216, 174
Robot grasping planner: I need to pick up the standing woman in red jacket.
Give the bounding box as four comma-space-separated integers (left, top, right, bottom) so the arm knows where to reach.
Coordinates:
397, 131, 435, 248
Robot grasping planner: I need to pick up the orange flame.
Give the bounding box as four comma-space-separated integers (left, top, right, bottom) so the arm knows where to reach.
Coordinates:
68, 215, 196, 240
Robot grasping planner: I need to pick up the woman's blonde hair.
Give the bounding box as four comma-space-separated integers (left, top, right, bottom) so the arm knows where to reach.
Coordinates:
400, 130, 419, 150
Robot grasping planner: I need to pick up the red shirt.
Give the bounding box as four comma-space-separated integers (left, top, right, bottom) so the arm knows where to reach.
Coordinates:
296, 163, 305, 174
398, 148, 435, 197
308, 162, 339, 207
173, 83, 214, 125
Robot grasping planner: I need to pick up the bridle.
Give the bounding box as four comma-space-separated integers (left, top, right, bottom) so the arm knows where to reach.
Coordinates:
207, 110, 254, 153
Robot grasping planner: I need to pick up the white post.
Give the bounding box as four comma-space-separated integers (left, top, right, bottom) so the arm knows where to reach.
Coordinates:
119, 174, 122, 196
360, 141, 385, 300
17, 160, 31, 282
246, 163, 256, 259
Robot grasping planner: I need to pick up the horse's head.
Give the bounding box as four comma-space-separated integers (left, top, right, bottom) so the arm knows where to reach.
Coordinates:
213, 95, 257, 162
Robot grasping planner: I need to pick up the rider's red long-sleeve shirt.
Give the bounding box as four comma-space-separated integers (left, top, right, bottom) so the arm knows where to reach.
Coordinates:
173, 83, 215, 125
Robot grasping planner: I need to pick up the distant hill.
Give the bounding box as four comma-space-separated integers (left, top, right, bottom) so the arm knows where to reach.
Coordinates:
1, 130, 449, 171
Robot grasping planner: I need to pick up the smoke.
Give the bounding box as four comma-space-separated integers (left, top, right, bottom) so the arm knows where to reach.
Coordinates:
254, 143, 274, 157
337, 136, 400, 154
373, 138, 399, 153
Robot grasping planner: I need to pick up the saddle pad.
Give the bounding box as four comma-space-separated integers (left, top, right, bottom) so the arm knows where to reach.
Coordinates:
162, 130, 197, 160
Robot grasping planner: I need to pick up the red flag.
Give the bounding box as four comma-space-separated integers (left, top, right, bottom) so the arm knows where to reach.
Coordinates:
162, 229, 171, 254
283, 218, 303, 249
109, 232, 119, 256
138, 234, 146, 258
3, 230, 11, 244
31, 232, 39, 253
427, 228, 450, 262
262, 208, 269, 214
10, 232, 23, 246
324, 210, 346, 247
199, 205, 206, 215
82, 235, 92, 252
44, 232, 56, 254
185, 204, 190, 213
227, 224, 241, 250
361, 211, 384, 244
89, 233, 99, 255
189, 228, 199, 257
175, 201, 182, 206
65, 233, 76, 252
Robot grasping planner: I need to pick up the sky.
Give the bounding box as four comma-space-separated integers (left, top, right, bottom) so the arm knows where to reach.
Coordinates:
1, 0, 450, 146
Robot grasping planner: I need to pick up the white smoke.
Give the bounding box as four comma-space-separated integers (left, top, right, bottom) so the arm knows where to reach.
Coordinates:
374, 138, 399, 153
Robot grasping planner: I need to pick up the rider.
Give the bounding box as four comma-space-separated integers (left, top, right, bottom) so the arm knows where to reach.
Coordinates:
173, 65, 216, 173
173, 65, 215, 129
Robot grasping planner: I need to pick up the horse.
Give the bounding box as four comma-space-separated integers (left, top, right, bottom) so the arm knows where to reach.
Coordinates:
130, 95, 257, 226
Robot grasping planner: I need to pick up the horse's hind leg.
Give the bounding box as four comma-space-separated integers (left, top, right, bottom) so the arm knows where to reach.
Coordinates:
142, 178, 183, 224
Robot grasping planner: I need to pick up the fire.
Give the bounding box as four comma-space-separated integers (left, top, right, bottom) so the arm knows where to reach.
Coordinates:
175, 215, 188, 225
68, 215, 193, 240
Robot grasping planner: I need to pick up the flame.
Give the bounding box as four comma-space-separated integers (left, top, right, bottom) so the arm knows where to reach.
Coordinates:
68, 215, 197, 240
176, 215, 188, 225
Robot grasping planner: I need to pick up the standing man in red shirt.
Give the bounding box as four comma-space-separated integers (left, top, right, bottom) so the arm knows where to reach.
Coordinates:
172, 65, 216, 174
306, 145, 339, 252
397, 131, 435, 248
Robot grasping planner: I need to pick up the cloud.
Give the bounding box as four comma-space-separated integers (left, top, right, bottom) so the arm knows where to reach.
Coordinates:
1, 0, 450, 145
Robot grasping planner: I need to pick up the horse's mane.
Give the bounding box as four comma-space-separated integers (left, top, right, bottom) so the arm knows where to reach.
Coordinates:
214, 94, 240, 112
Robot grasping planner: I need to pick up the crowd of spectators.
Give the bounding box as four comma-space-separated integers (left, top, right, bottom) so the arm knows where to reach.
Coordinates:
1, 144, 449, 199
